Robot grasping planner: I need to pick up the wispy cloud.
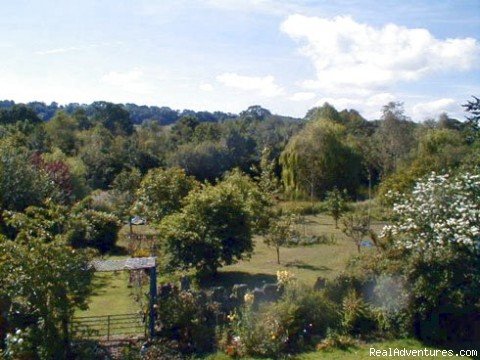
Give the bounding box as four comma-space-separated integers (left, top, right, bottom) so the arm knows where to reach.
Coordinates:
290, 92, 315, 101
101, 67, 154, 95
216, 72, 284, 97
202, 0, 306, 16
199, 83, 214, 92
411, 98, 457, 120
35, 42, 122, 56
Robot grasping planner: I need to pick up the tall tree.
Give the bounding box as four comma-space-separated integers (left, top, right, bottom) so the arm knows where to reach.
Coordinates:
133, 167, 199, 222
280, 119, 362, 199
44, 111, 78, 155
373, 102, 416, 177
91, 101, 134, 136
462, 96, 480, 143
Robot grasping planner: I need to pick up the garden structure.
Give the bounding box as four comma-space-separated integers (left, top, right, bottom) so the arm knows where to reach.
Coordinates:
72, 257, 157, 341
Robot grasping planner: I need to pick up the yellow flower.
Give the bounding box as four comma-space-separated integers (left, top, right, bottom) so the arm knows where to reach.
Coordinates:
227, 312, 237, 322
244, 292, 254, 304
276, 270, 295, 285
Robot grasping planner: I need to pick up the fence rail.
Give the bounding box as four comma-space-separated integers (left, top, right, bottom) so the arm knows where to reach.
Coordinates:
71, 313, 146, 340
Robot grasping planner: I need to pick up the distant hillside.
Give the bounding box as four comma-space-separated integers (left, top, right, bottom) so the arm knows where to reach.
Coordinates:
0, 100, 301, 125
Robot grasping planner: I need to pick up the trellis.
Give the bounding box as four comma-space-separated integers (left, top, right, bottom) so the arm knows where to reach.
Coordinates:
90, 257, 157, 338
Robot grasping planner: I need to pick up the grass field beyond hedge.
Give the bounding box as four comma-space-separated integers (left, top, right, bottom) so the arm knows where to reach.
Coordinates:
212, 214, 386, 288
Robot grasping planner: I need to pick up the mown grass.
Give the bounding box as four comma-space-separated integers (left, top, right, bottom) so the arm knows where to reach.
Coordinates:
75, 266, 143, 317
214, 214, 387, 287
78, 212, 387, 316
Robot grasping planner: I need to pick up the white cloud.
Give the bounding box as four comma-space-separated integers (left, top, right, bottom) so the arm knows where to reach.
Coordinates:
102, 68, 143, 85
411, 98, 457, 120
216, 72, 284, 97
203, 0, 301, 16
199, 83, 214, 91
290, 91, 315, 101
101, 67, 153, 95
35, 42, 122, 56
281, 15, 480, 94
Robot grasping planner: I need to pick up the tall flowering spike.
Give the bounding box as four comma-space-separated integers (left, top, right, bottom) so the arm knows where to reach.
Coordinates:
382, 171, 480, 254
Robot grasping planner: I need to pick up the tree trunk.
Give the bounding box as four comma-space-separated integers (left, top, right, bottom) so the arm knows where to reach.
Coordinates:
62, 315, 71, 359
276, 246, 280, 265
368, 170, 372, 223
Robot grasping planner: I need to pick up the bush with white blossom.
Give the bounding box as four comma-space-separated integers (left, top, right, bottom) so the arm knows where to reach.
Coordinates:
381, 171, 480, 254
377, 170, 480, 342
3, 328, 30, 359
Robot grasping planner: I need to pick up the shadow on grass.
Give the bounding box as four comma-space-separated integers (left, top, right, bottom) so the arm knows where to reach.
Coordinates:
108, 245, 130, 256
199, 271, 277, 290
285, 260, 332, 272
89, 271, 122, 296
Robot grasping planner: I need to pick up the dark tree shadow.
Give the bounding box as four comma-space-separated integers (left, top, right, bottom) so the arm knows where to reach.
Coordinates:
108, 245, 130, 256
199, 271, 277, 290
285, 260, 332, 272
89, 271, 122, 296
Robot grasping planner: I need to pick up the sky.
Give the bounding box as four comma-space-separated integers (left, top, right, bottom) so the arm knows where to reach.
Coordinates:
0, 0, 479, 120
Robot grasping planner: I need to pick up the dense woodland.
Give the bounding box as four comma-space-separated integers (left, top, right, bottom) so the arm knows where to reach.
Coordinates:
0, 98, 477, 206
0, 97, 479, 358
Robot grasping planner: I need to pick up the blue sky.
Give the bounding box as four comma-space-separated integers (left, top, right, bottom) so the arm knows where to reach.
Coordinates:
0, 0, 479, 120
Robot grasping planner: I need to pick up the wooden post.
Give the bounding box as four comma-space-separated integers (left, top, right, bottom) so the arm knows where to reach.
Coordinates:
149, 266, 157, 338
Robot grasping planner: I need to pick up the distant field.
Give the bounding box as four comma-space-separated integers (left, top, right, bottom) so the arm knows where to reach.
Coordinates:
215, 214, 386, 288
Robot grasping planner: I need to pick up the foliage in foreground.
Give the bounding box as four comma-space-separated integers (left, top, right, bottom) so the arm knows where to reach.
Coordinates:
0, 236, 94, 359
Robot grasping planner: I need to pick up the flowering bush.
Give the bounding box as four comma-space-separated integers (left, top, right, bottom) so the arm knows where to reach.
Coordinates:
379, 171, 480, 342
276, 270, 295, 286
221, 281, 338, 357
3, 329, 32, 359
381, 172, 479, 254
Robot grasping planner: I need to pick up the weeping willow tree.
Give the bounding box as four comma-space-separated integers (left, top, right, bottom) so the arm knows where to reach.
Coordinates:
280, 118, 362, 200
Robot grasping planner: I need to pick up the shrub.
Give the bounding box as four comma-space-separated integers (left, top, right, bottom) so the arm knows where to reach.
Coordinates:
341, 289, 377, 336
323, 272, 371, 305
380, 171, 480, 342
154, 288, 217, 354
158, 182, 253, 277
68, 209, 121, 253
316, 329, 356, 351
222, 281, 339, 357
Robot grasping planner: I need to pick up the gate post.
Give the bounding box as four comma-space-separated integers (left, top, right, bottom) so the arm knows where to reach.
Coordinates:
149, 266, 157, 338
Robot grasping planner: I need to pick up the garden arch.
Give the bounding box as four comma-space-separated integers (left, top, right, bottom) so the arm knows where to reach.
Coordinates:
89, 257, 157, 338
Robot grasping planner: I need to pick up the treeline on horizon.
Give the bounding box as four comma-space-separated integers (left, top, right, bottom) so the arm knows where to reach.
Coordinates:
0, 97, 478, 214
0, 99, 301, 125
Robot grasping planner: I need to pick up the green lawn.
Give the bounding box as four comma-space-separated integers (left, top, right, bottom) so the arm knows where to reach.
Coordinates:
213, 214, 386, 287
75, 269, 143, 317
78, 213, 386, 315
76, 213, 479, 358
